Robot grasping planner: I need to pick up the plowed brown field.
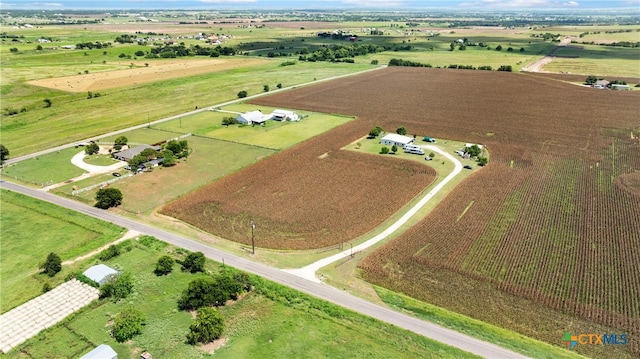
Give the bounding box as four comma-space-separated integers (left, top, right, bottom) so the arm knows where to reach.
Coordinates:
251, 67, 639, 357
162, 67, 639, 357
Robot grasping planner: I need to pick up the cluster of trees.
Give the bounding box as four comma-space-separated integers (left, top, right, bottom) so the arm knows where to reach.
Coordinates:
298, 43, 384, 62
464, 144, 489, 166
114, 34, 136, 44
100, 272, 134, 301
388, 58, 432, 67
87, 91, 102, 99
76, 41, 111, 49
84, 142, 100, 155
177, 271, 249, 310
145, 44, 237, 59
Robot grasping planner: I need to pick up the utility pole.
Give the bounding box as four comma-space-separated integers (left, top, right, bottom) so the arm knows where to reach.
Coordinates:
251, 220, 256, 255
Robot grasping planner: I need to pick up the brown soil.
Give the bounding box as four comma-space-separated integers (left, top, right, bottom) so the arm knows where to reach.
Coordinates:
27, 58, 267, 93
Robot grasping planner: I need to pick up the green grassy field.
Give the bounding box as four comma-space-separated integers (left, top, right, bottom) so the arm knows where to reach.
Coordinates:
0, 189, 125, 312
154, 105, 354, 150
5, 238, 480, 359
0, 147, 87, 186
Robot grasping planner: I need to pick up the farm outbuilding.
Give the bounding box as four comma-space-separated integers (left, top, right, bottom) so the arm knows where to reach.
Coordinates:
112, 145, 160, 162
380, 134, 414, 148
80, 344, 117, 359
83, 264, 119, 286
236, 110, 267, 125
271, 109, 299, 121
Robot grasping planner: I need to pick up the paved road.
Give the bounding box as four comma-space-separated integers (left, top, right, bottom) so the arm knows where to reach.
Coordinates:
0, 180, 529, 359
3, 65, 385, 166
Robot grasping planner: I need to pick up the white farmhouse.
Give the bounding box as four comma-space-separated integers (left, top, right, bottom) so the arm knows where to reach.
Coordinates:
236, 110, 267, 125
380, 133, 414, 148
271, 109, 299, 121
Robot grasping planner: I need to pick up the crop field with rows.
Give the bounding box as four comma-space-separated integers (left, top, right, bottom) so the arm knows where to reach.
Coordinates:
247, 67, 640, 357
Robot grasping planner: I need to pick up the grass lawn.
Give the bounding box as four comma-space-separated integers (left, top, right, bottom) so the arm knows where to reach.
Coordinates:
0, 190, 125, 312
83, 153, 121, 166
0, 147, 86, 186
6, 238, 480, 359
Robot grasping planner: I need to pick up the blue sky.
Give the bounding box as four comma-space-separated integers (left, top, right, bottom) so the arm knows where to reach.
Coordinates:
1, 0, 638, 10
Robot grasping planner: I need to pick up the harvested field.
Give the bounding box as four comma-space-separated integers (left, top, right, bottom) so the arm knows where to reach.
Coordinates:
244, 67, 640, 357
162, 148, 436, 250
27, 58, 267, 93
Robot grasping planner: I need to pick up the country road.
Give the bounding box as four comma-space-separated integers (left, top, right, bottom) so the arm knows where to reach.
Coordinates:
0, 180, 529, 359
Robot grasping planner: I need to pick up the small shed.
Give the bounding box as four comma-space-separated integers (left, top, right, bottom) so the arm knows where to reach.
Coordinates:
271, 109, 299, 122
611, 84, 630, 91
380, 133, 414, 148
83, 264, 119, 286
140, 352, 152, 359
236, 110, 266, 125
80, 344, 117, 359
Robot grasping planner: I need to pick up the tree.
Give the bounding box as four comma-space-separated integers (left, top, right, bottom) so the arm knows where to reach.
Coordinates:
222, 116, 236, 126
186, 307, 225, 345
9, 47, 18, 53
0, 144, 9, 164
237, 90, 248, 98
95, 188, 123, 209
465, 144, 482, 157
135, 50, 145, 57
42, 252, 62, 277
43, 98, 52, 108
477, 156, 488, 166
112, 306, 146, 342
165, 140, 188, 158
178, 277, 217, 310
263, 84, 270, 92
100, 272, 134, 300
182, 251, 205, 273
368, 126, 383, 138
585, 75, 599, 85
276, 83, 282, 89
85, 142, 99, 155
114, 136, 128, 147
160, 150, 177, 167
495, 45, 503, 51
36, 45, 43, 51
380, 146, 390, 154
99, 244, 121, 261
155, 255, 174, 276
396, 126, 407, 136
391, 144, 398, 153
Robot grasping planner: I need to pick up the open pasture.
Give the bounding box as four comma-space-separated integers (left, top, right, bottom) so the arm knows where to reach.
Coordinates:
154, 105, 353, 150
242, 67, 639, 357
0, 190, 124, 312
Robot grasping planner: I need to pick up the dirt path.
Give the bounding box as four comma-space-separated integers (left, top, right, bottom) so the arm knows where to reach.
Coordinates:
61, 229, 141, 265
521, 37, 573, 73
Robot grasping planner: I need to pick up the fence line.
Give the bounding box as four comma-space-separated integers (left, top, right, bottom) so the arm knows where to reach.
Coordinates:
72, 173, 133, 195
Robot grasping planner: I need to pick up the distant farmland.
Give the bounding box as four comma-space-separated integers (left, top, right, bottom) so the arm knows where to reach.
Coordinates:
247, 67, 640, 358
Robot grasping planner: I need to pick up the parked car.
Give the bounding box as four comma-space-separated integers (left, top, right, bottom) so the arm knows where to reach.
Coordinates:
424, 156, 432, 161
423, 136, 436, 143
463, 165, 473, 170
112, 172, 121, 177
455, 150, 465, 156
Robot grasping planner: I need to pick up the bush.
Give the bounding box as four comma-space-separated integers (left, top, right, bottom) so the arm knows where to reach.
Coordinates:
368, 126, 383, 138
186, 307, 225, 345
99, 245, 121, 261
100, 272, 134, 301
396, 126, 407, 135
155, 255, 174, 276
42, 252, 62, 277
237, 90, 248, 98
181, 251, 205, 273
477, 156, 488, 166
380, 146, 390, 154
178, 272, 246, 310
84, 142, 99, 155
112, 306, 146, 342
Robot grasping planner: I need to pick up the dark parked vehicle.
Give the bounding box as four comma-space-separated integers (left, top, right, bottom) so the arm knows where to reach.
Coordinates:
112, 172, 121, 177
463, 165, 473, 170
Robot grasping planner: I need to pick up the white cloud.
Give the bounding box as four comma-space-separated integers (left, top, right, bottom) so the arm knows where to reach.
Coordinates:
459, 0, 580, 8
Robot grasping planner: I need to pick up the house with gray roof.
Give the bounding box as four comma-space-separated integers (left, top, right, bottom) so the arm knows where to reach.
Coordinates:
112, 145, 160, 162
